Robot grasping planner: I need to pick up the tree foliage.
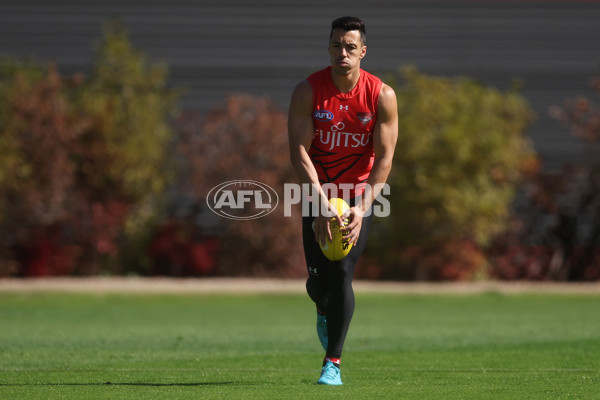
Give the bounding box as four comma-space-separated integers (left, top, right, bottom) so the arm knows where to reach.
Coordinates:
79, 20, 178, 203
361, 67, 537, 280
177, 95, 305, 277
0, 22, 178, 276
488, 74, 600, 281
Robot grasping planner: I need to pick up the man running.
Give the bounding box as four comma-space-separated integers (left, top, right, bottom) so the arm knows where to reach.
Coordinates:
288, 16, 398, 385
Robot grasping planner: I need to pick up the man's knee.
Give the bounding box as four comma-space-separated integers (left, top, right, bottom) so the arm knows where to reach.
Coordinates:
306, 276, 329, 309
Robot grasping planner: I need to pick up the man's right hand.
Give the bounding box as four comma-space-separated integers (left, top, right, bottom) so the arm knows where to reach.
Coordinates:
313, 205, 345, 247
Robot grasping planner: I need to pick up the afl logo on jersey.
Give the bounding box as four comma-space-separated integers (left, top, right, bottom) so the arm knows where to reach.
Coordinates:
313, 110, 334, 121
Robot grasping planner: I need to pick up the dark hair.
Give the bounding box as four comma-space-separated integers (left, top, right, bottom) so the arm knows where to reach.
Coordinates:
330, 16, 366, 45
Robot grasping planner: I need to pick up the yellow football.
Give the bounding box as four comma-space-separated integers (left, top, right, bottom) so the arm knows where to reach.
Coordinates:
319, 198, 353, 261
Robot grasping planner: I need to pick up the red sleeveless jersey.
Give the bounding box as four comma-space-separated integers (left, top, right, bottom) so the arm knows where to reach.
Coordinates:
307, 66, 382, 198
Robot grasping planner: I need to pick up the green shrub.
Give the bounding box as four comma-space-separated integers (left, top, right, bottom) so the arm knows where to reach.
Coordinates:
177, 95, 305, 277
0, 21, 179, 276
488, 74, 600, 281
361, 66, 537, 280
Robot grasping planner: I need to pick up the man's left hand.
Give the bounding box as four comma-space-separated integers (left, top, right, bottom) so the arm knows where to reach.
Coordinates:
340, 207, 364, 246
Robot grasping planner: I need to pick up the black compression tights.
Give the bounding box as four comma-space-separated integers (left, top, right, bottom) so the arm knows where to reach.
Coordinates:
302, 211, 373, 359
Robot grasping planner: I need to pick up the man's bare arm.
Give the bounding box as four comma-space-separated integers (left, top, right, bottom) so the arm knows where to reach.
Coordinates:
341, 83, 398, 244
288, 80, 343, 244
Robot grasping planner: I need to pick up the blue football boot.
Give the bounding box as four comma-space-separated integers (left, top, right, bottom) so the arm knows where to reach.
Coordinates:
317, 361, 343, 385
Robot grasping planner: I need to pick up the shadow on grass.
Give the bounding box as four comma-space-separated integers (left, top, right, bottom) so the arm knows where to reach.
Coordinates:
3, 381, 244, 387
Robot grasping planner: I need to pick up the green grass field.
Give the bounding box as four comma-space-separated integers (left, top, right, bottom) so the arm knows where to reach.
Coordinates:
0, 289, 598, 399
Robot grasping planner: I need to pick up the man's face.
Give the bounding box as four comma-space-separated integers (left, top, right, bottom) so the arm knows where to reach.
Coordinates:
328, 29, 366, 75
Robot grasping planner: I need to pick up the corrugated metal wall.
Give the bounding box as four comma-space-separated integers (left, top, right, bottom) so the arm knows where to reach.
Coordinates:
1, 0, 599, 167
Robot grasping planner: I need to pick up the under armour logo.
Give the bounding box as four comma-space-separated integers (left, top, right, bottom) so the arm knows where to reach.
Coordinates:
339, 105, 349, 111
308, 266, 319, 276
